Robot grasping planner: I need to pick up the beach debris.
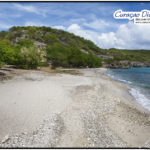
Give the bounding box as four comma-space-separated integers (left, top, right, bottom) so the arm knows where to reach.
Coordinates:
1, 114, 64, 147
1, 135, 10, 143
144, 139, 150, 148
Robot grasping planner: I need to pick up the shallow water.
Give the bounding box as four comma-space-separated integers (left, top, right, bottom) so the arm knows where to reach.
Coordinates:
107, 67, 150, 111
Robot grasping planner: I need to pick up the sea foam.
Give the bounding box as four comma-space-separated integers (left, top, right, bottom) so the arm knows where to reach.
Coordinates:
107, 69, 150, 112
129, 88, 150, 111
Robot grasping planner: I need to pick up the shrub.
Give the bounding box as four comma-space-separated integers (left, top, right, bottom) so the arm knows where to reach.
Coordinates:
0, 41, 19, 65
18, 39, 34, 48
43, 34, 59, 45
0, 61, 4, 68
46, 43, 102, 68
19, 46, 43, 69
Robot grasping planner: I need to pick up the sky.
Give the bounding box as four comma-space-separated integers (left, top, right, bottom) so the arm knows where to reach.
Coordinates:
1, 2, 150, 50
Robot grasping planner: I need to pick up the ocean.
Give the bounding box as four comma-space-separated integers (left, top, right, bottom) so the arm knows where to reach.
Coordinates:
107, 67, 150, 111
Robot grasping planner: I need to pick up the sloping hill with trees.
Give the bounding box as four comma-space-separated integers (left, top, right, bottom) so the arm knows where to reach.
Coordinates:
0, 26, 150, 69
0, 26, 102, 69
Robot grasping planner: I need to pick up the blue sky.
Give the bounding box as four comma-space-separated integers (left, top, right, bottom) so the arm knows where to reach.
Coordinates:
1, 2, 150, 49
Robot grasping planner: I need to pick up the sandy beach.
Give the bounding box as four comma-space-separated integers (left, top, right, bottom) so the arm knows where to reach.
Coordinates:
0, 68, 150, 147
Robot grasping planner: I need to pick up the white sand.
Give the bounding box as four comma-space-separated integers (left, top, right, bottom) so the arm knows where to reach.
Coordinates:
1, 68, 150, 147
0, 71, 91, 142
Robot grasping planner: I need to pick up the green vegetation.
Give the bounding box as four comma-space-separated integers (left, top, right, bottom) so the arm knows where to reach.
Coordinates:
99, 48, 150, 67
0, 40, 20, 67
46, 43, 101, 68
0, 26, 102, 69
52, 69, 81, 75
0, 39, 44, 69
101, 48, 150, 62
0, 26, 150, 69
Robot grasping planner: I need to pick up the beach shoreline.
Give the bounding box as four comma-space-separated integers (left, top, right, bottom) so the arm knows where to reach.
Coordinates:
105, 68, 150, 116
0, 67, 150, 147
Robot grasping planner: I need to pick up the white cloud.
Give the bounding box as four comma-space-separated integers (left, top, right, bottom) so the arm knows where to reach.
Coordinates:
66, 24, 100, 44
0, 23, 12, 29
98, 32, 118, 48
70, 18, 86, 24
13, 3, 39, 14
83, 19, 110, 30
0, 13, 21, 19
25, 21, 47, 26
100, 22, 150, 49
13, 3, 49, 17
64, 22, 150, 50
67, 24, 94, 40
53, 25, 66, 30
67, 24, 80, 32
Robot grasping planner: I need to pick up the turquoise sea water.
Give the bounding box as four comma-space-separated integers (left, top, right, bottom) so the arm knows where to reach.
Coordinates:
107, 67, 150, 111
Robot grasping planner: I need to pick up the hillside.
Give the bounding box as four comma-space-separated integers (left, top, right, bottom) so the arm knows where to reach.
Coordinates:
97, 48, 150, 68
0, 26, 102, 69
0, 26, 150, 69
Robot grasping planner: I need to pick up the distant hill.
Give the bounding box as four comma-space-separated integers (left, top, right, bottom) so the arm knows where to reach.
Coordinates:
97, 48, 150, 68
0, 26, 150, 69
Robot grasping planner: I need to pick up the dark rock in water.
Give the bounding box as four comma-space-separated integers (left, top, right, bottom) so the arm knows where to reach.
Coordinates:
103, 60, 150, 69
